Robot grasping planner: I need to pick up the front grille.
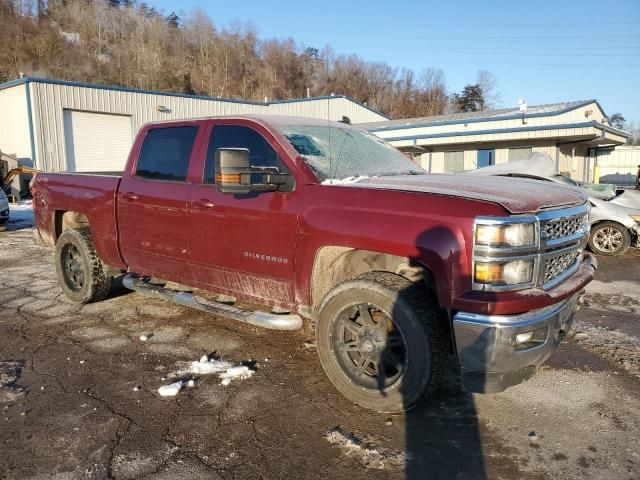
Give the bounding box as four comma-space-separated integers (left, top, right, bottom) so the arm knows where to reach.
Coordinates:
473, 204, 589, 292
542, 214, 588, 241
544, 250, 580, 284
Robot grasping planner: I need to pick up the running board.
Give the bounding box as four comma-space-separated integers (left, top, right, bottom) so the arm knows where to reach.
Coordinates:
122, 274, 302, 331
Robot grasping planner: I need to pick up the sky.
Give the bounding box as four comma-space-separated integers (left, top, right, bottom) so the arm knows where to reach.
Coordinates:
150, 0, 640, 124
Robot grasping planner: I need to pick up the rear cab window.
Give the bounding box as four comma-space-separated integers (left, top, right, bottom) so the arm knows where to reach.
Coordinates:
136, 126, 198, 181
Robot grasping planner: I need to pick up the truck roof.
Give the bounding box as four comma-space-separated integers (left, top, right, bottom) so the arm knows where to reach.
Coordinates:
143, 114, 357, 129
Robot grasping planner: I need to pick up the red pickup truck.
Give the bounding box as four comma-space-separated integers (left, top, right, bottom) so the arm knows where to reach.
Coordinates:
32, 115, 596, 412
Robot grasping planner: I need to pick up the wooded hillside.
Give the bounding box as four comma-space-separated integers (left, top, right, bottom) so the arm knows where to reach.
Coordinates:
0, 0, 498, 118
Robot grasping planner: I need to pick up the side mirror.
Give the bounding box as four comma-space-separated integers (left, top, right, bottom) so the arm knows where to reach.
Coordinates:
215, 148, 252, 194
215, 148, 291, 194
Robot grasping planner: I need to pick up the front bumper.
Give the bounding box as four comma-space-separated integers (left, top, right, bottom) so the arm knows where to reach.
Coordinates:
452, 293, 579, 393
632, 222, 640, 247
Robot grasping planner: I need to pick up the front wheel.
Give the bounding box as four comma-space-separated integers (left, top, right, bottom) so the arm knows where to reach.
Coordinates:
55, 228, 112, 303
315, 272, 448, 413
588, 221, 631, 256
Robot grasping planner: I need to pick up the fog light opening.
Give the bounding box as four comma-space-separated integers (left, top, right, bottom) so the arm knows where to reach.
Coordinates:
514, 327, 548, 351
515, 331, 535, 345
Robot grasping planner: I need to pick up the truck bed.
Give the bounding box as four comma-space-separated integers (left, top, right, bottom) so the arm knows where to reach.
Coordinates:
32, 172, 125, 269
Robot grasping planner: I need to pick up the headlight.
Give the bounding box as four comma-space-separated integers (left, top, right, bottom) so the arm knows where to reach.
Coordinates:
475, 222, 536, 248
631, 214, 640, 223
474, 259, 535, 286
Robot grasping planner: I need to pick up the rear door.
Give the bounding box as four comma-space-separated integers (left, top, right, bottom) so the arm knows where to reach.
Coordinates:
118, 123, 201, 280
187, 121, 300, 307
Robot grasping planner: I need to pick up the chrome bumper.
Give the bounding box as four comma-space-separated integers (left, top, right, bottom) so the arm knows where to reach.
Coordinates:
452, 293, 579, 393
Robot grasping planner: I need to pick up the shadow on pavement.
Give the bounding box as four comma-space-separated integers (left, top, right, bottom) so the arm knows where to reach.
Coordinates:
404, 388, 485, 479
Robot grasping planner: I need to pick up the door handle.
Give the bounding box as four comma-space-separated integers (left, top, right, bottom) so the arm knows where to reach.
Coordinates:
121, 192, 138, 201
192, 199, 215, 208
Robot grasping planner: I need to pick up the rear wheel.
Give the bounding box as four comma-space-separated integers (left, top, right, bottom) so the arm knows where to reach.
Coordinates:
315, 272, 448, 413
55, 228, 112, 303
588, 221, 631, 256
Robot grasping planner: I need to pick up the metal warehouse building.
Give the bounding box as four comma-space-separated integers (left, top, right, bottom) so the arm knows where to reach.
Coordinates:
0, 77, 387, 175
364, 100, 631, 184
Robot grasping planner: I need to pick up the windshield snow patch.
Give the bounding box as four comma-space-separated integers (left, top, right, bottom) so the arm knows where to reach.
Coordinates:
321, 176, 371, 185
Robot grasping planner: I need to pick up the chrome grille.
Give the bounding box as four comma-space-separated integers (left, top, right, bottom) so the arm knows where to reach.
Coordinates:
544, 250, 580, 284
472, 203, 589, 292
542, 214, 588, 240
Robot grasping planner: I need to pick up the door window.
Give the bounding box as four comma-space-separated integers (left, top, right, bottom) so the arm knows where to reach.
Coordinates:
204, 125, 286, 183
477, 149, 495, 168
136, 126, 198, 181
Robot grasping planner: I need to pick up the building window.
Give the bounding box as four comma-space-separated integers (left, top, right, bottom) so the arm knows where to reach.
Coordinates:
136, 126, 198, 182
508, 147, 532, 162
443, 151, 464, 172
477, 149, 495, 168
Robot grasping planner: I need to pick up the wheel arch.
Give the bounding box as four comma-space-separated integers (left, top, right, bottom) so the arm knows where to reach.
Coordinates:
54, 210, 90, 240
588, 219, 632, 255
309, 246, 437, 311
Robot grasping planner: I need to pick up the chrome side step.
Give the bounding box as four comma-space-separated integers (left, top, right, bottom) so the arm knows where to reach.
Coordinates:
122, 274, 303, 331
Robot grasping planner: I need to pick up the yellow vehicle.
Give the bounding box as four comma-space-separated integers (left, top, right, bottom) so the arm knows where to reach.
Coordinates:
2, 166, 38, 202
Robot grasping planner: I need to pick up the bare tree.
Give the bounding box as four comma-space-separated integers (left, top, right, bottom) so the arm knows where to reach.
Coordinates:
0, 0, 501, 119
476, 70, 502, 109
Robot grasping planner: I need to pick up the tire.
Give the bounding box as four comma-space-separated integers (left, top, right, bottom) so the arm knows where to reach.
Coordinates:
315, 272, 448, 413
588, 221, 631, 256
55, 228, 112, 303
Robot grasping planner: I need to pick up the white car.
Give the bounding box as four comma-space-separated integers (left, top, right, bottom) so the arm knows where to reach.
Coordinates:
0, 189, 9, 231
464, 154, 640, 256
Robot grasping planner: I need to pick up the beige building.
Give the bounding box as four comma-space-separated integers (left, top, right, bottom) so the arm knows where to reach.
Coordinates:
0, 77, 387, 174
594, 145, 640, 187
363, 100, 630, 183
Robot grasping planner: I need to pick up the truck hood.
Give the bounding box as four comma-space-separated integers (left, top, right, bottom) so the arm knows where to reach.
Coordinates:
348, 174, 587, 215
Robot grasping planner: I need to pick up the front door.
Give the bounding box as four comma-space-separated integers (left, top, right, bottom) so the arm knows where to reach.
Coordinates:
118, 124, 200, 281
187, 122, 300, 308
477, 149, 495, 168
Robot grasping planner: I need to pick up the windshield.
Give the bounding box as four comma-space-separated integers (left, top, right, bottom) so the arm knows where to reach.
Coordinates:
553, 174, 578, 186
278, 124, 424, 181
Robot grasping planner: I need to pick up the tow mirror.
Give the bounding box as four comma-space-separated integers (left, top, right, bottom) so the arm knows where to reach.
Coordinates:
215, 148, 252, 194
215, 148, 290, 194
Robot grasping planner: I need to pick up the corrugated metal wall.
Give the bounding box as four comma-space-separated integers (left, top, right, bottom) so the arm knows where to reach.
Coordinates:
596, 146, 640, 186
26, 81, 386, 172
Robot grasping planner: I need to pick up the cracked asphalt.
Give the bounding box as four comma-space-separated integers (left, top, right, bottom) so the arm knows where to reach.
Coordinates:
1, 219, 639, 479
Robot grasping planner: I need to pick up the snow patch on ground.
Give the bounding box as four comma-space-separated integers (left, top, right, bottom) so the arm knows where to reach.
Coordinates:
158, 355, 255, 396
158, 381, 183, 397
321, 176, 370, 185
325, 427, 409, 470
6, 200, 34, 230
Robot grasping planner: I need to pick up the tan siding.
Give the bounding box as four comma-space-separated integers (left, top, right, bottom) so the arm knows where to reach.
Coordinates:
416, 140, 558, 174
22, 82, 385, 172
596, 146, 640, 186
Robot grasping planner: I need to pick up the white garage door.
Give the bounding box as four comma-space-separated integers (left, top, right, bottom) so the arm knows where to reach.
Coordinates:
63, 110, 132, 172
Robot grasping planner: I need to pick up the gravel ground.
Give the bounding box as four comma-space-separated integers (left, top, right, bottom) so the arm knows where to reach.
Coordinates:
0, 210, 638, 480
